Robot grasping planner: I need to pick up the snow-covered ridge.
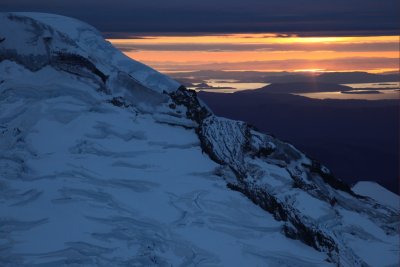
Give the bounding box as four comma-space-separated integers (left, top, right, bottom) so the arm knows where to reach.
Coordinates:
0, 12, 180, 93
168, 87, 399, 266
353, 181, 399, 210
1, 13, 398, 266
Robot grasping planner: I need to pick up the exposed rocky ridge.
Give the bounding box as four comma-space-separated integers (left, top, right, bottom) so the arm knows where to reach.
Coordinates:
168, 86, 398, 266
1, 12, 398, 266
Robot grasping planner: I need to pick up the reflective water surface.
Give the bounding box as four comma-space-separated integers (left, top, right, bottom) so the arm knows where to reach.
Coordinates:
191, 79, 400, 99
295, 89, 399, 100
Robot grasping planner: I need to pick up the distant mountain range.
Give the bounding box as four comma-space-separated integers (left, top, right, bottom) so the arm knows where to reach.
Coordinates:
171, 70, 399, 85
257, 82, 353, 93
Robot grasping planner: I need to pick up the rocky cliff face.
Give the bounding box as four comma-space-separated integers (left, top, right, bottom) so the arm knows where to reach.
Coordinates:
0, 13, 398, 266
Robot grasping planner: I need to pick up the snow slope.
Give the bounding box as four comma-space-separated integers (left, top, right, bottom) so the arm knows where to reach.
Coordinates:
353, 181, 399, 210
0, 12, 398, 266
0, 12, 179, 94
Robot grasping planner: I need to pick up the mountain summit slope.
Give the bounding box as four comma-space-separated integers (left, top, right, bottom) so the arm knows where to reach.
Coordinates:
0, 13, 398, 266
0, 12, 179, 94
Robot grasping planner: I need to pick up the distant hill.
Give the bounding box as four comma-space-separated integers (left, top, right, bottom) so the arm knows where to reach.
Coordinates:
256, 82, 352, 93
170, 70, 399, 84
315, 72, 399, 84
263, 72, 399, 84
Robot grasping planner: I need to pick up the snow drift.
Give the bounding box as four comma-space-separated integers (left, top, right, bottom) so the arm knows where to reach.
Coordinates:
0, 13, 398, 266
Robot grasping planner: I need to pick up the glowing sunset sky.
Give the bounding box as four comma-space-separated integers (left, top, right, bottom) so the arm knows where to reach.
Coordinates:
2, 0, 398, 74
110, 34, 399, 73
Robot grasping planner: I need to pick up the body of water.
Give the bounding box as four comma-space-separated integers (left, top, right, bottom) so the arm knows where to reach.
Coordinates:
295, 89, 399, 100
342, 82, 400, 89
190, 79, 269, 93
191, 79, 400, 99
296, 81, 399, 100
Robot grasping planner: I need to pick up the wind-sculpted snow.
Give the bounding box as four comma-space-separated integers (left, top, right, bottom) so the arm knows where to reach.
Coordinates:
0, 12, 398, 267
0, 61, 330, 266
0, 12, 179, 94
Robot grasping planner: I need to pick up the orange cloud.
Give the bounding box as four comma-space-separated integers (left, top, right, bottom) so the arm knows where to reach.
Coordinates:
109, 34, 399, 73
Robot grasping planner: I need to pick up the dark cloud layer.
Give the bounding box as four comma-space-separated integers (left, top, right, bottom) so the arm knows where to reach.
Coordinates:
115, 42, 399, 53
0, 0, 399, 36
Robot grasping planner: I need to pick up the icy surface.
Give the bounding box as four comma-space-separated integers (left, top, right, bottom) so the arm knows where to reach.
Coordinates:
0, 12, 399, 267
0, 12, 179, 93
353, 181, 399, 210
0, 63, 329, 266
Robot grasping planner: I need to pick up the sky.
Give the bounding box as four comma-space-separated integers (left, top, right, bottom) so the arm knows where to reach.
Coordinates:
110, 35, 399, 73
1, 1, 399, 73
1, 0, 398, 36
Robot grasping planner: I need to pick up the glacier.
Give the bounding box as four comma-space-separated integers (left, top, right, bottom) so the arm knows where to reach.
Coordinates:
0, 12, 398, 266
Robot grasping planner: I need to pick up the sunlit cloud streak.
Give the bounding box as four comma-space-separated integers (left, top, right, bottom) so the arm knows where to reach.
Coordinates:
109, 34, 399, 73
114, 42, 398, 53
139, 57, 399, 73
